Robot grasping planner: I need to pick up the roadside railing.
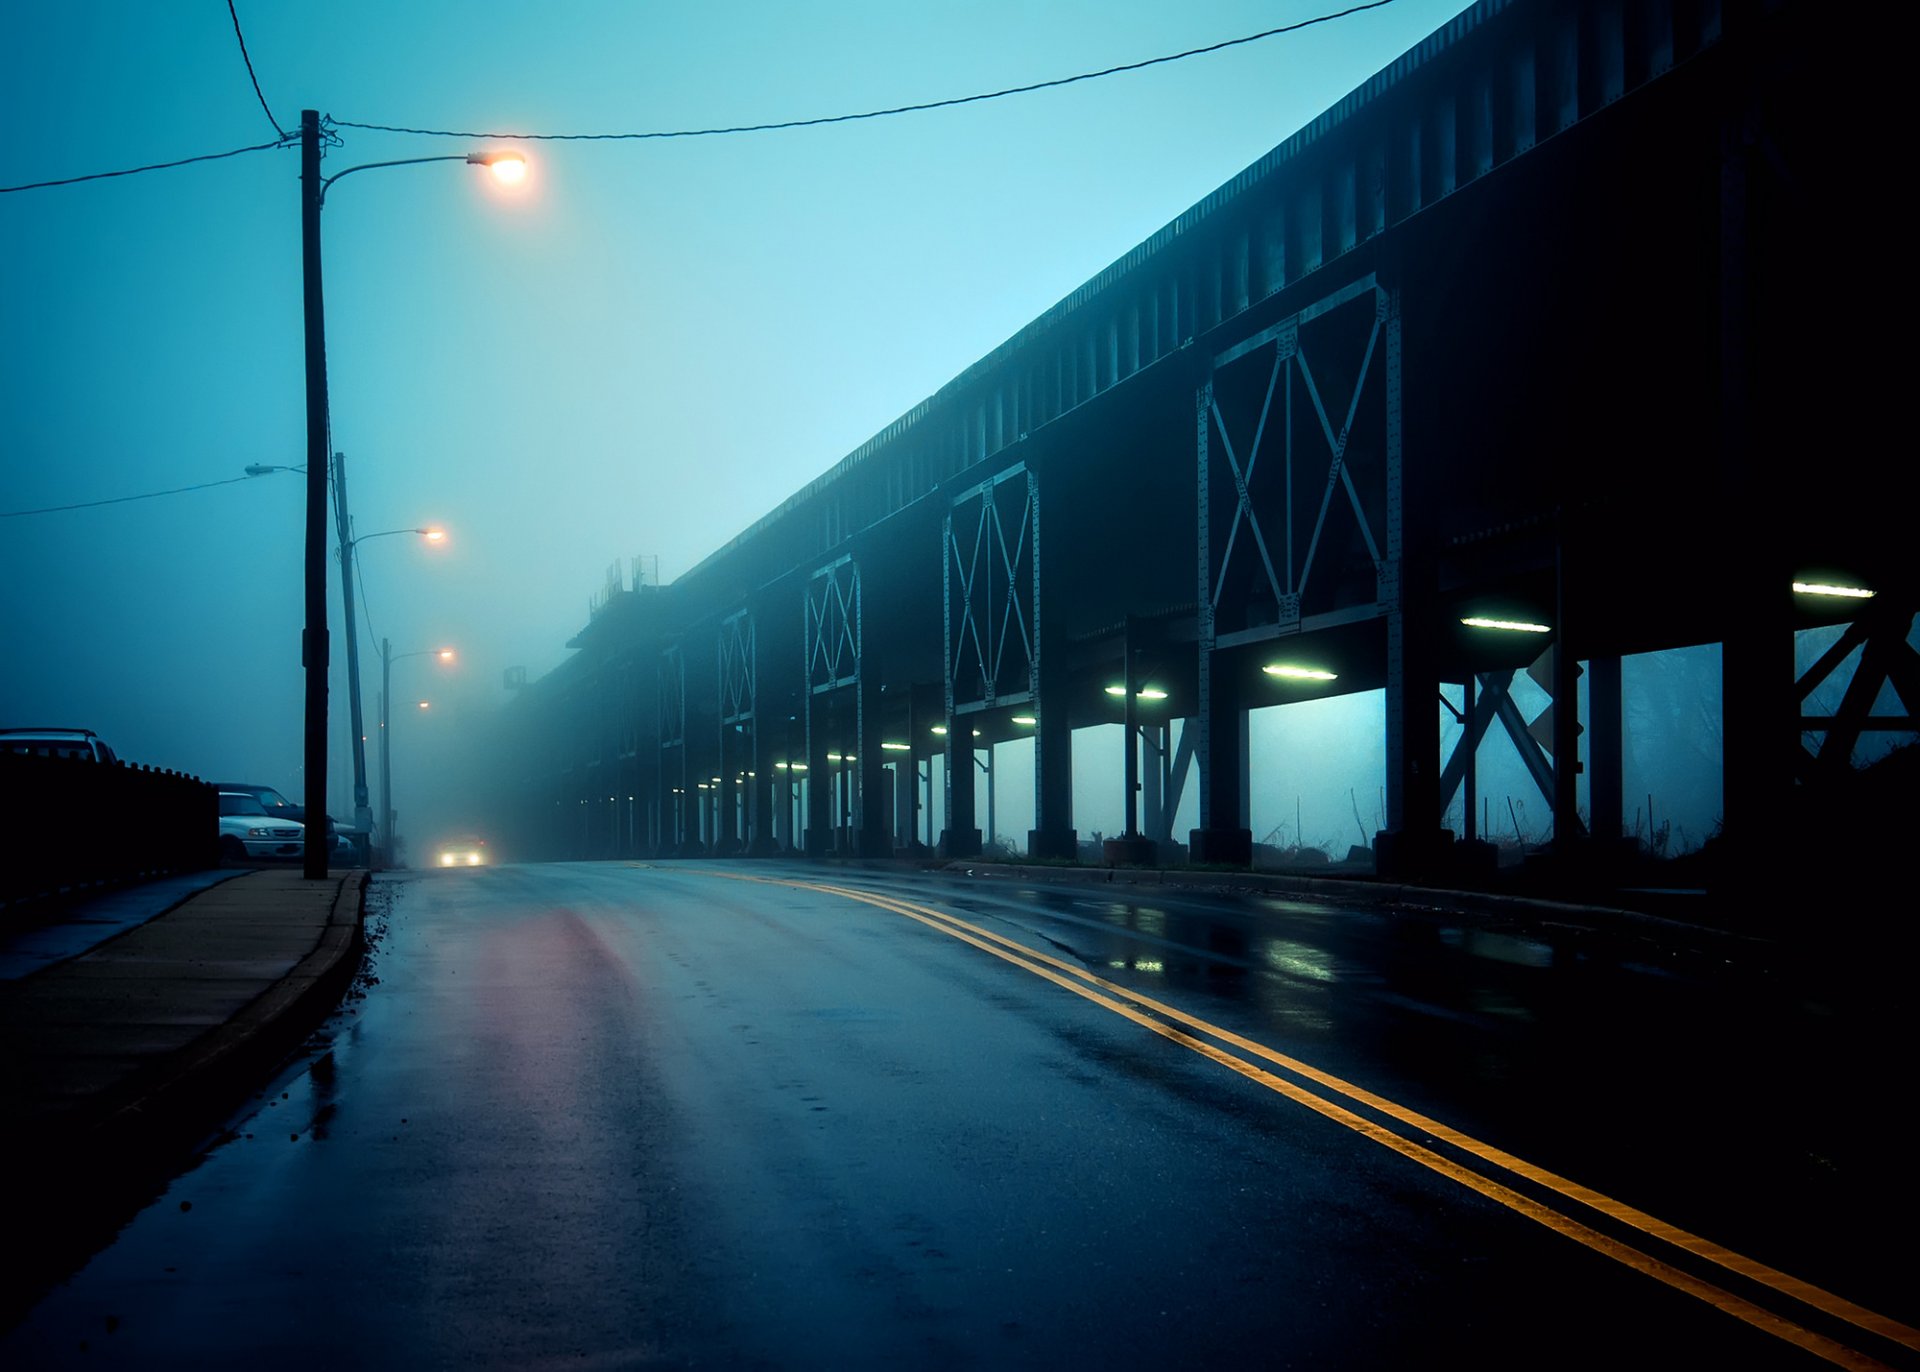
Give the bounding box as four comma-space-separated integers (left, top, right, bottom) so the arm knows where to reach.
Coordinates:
0, 754, 218, 908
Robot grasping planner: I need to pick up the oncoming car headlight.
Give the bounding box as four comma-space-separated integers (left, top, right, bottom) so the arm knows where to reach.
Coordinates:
437, 841, 488, 868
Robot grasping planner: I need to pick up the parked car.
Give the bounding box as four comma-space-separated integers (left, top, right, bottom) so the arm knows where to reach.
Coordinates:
218, 792, 306, 861
0, 727, 120, 763
211, 781, 357, 862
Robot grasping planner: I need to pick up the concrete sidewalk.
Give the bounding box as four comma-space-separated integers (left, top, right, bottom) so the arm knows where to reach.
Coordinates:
1, 866, 364, 1147
0, 867, 365, 1312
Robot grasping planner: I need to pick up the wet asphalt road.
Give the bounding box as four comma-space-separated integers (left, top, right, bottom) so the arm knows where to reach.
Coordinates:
6, 861, 1912, 1369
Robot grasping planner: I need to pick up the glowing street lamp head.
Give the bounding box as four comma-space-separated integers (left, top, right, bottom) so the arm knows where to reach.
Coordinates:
468, 150, 528, 186
421, 527, 447, 544
437, 648, 456, 662
417, 700, 431, 710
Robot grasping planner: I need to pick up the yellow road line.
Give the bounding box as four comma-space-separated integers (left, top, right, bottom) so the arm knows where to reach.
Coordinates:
707, 870, 1907, 1370
813, 881, 1920, 1356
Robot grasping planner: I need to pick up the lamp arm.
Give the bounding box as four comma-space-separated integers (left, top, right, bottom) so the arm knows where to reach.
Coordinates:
319, 155, 471, 206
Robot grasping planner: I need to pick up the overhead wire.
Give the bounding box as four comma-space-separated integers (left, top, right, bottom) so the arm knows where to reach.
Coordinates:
0, 473, 264, 517
0, 139, 287, 194
226, 0, 287, 139
3, 1, 1396, 193
333, 0, 1401, 142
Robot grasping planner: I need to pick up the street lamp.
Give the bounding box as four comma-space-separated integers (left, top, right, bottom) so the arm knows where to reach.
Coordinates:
331, 448, 449, 861
298, 107, 523, 878
380, 641, 456, 867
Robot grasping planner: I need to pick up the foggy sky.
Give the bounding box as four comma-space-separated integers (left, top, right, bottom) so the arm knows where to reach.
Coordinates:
12, 0, 1654, 849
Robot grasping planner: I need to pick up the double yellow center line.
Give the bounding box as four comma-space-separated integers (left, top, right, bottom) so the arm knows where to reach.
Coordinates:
711, 871, 1913, 1370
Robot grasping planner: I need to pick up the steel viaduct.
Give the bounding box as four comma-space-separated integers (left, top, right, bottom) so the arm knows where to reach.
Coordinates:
484, 0, 1913, 894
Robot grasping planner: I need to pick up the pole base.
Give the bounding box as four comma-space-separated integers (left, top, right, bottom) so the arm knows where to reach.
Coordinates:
938, 828, 983, 859
1102, 836, 1158, 867
1188, 827, 1252, 866
1027, 828, 1077, 861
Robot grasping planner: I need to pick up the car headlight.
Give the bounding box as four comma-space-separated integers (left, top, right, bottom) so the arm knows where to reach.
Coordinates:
440, 853, 456, 866
467, 852, 481, 865
247, 826, 276, 838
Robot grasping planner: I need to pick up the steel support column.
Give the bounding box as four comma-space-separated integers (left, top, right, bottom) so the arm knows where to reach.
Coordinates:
1191, 379, 1251, 865
855, 662, 888, 857
1027, 475, 1074, 860
1588, 655, 1623, 841
1379, 284, 1443, 875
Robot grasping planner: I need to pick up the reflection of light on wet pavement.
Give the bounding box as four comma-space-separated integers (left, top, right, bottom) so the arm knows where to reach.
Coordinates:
1262, 938, 1337, 984
1439, 928, 1555, 969
1107, 958, 1164, 975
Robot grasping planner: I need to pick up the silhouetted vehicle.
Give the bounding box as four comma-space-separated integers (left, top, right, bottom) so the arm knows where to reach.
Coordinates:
217, 792, 306, 861
0, 727, 120, 763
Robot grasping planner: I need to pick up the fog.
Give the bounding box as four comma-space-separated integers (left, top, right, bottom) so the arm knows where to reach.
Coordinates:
2, 1, 1740, 859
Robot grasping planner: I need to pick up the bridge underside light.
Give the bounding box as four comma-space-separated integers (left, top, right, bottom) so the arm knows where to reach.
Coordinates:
1137, 688, 1168, 701
882, 742, 910, 752
1793, 581, 1875, 600
1263, 664, 1338, 682
930, 725, 949, 736
1461, 616, 1551, 633
1012, 715, 1037, 726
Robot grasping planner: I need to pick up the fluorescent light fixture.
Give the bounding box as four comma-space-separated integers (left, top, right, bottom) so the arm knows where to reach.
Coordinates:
1012, 715, 1037, 726
930, 725, 949, 735
882, 742, 910, 752
1263, 664, 1338, 682
790, 763, 808, 772
1137, 688, 1168, 701
1461, 616, 1551, 633
1104, 685, 1126, 697
1793, 581, 1875, 600
827, 753, 842, 762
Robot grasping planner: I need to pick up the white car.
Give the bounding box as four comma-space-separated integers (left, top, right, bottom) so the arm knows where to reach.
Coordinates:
217, 791, 306, 861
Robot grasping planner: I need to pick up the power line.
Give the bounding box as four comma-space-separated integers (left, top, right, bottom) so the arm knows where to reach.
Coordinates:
0, 473, 265, 517
334, 0, 1400, 143
2, 1, 1394, 194
354, 552, 380, 656
0, 138, 287, 194
227, 0, 287, 139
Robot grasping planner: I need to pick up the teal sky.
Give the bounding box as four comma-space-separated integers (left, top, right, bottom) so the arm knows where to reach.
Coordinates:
3, 1, 1481, 834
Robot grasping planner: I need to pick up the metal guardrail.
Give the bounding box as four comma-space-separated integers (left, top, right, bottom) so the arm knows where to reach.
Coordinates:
0, 754, 218, 907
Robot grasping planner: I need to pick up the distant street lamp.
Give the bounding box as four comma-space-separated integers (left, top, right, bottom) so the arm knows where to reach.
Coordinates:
298, 107, 524, 878
380, 641, 456, 867
331, 449, 449, 860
